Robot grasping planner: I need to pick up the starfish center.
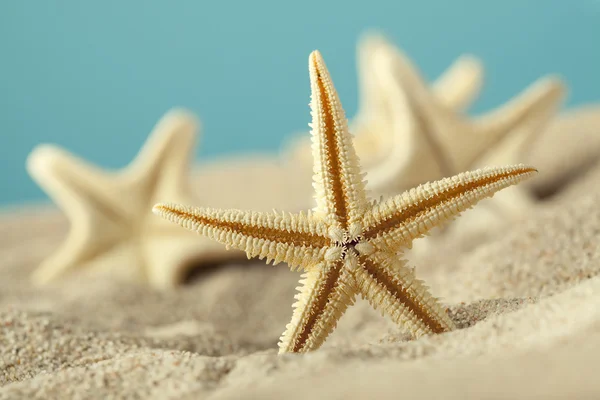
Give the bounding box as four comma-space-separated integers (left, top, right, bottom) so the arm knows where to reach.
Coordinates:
343, 237, 361, 251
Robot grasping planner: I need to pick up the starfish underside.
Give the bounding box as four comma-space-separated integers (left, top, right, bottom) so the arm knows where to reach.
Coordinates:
154, 52, 536, 353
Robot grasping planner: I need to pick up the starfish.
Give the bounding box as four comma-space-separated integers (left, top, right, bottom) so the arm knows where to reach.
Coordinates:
26, 109, 237, 289
153, 51, 537, 353
282, 33, 486, 170
364, 35, 565, 196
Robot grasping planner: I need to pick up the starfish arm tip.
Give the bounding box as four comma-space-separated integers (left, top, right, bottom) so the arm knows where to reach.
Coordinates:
515, 163, 538, 175
309, 49, 323, 61
151, 202, 185, 223
163, 107, 200, 123
539, 74, 567, 96
152, 203, 167, 215
26, 144, 67, 177
152, 202, 186, 222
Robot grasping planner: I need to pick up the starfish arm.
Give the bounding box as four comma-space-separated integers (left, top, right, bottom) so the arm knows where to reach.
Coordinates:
127, 109, 198, 199
357, 33, 482, 117
29, 229, 112, 285
26, 145, 132, 284
309, 51, 368, 235
371, 38, 462, 183
27, 145, 131, 221
152, 203, 330, 270
355, 33, 392, 124
353, 250, 454, 337
374, 36, 483, 113
356, 71, 415, 193
278, 259, 357, 353
375, 39, 440, 113
432, 54, 484, 111
361, 165, 537, 249
466, 76, 566, 169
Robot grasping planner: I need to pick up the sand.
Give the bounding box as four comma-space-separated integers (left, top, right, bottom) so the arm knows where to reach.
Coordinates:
1, 106, 600, 399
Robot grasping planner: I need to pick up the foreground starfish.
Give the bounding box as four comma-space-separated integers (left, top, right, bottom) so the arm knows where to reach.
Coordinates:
27, 109, 235, 289
154, 52, 536, 353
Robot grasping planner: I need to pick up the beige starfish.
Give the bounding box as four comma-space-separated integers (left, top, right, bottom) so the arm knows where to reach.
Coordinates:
364, 35, 565, 196
353, 34, 488, 169
153, 51, 537, 353
282, 33, 485, 169
26, 109, 237, 289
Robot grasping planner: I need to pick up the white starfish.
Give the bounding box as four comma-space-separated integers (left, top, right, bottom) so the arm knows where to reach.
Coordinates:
26, 109, 236, 289
352, 34, 487, 169
365, 35, 566, 196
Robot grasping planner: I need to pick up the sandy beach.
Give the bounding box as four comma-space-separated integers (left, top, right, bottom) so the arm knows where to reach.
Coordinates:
1, 107, 600, 399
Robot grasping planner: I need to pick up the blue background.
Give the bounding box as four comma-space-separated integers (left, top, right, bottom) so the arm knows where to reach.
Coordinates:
1, 1, 599, 206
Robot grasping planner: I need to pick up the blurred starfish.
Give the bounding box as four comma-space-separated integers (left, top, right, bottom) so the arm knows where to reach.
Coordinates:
365, 35, 565, 196
361, 36, 565, 240
154, 51, 536, 353
282, 33, 485, 169
27, 109, 237, 289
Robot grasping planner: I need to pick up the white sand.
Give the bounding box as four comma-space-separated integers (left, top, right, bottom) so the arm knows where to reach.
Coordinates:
1, 107, 600, 399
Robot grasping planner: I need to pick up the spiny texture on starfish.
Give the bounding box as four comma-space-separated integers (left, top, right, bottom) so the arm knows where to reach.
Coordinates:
282, 32, 485, 170
27, 109, 236, 290
154, 51, 537, 353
